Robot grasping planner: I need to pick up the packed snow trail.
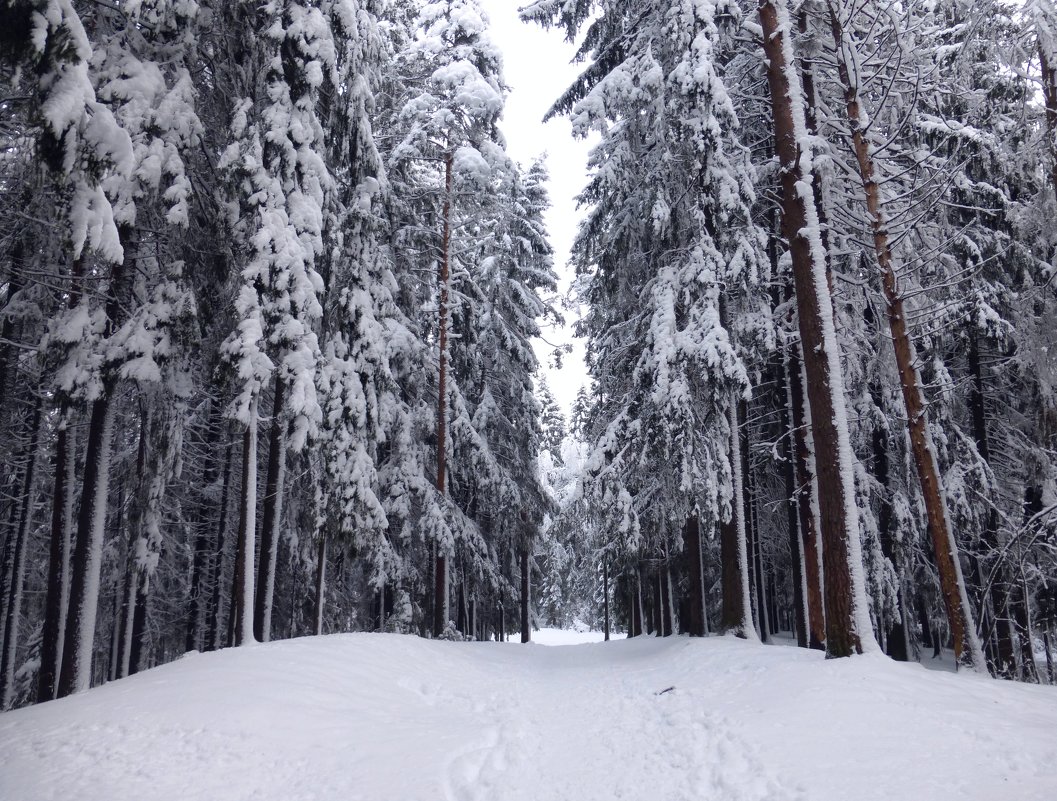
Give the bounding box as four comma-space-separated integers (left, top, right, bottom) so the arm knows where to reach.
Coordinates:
1, 633, 1056, 801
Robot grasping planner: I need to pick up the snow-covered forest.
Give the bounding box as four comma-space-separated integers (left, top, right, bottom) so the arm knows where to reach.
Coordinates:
2, 0, 1057, 731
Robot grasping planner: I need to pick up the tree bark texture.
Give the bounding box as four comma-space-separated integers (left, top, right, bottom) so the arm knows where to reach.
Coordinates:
684, 515, 706, 637
58, 388, 116, 697
255, 375, 287, 643
433, 150, 454, 638
759, 0, 870, 657
827, 2, 983, 669
234, 402, 259, 647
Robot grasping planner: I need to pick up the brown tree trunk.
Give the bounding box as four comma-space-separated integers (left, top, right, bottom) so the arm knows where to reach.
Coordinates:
786, 319, 826, 651
684, 514, 706, 637
254, 375, 287, 643
433, 150, 454, 638
759, 0, 869, 657
827, 2, 982, 669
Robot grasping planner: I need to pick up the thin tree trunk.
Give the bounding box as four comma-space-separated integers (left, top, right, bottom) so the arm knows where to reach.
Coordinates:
254, 376, 287, 643
603, 557, 611, 640
116, 411, 149, 679
787, 318, 825, 650
57, 388, 116, 697
233, 400, 259, 646
758, 0, 874, 657
520, 544, 531, 643
721, 400, 756, 638
433, 150, 454, 638
742, 410, 768, 642
314, 529, 327, 636
1037, 7, 1057, 201
967, 327, 1015, 676
206, 435, 234, 651
827, 1, 983, 669
0, 399, 42, 709
38, 261, 86, 702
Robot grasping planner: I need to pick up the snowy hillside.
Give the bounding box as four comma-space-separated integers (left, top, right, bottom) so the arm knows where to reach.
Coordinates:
2, 634, 1055, 801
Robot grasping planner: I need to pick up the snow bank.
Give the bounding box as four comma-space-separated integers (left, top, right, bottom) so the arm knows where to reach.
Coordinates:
1, 634, 1055, 801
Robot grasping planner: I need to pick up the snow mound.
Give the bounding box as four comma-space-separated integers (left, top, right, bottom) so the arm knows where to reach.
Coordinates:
1, 634, 1055, 801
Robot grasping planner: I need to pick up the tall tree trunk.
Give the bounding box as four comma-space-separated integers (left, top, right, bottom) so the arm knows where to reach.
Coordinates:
967, 326, 1015, 676
1036, 4, 1057, 201
520, 544, 531, 643
233, 400, 259, 646
57, 388, 117, 697
314, 528, 327, 636
721, 401, 756, 638
781, 377, 808, 648
254, 376, 287, 643
116, 410, 149, 679
0, 399, 42, 709
827, 2, 983, 669
684, 514, 706, 637
758, 0, 874, 657
433, 150, 454, 638
603, 557, 611, 641
787, 319, 825, 650
205, 435, 234, 651
742, 410, 768, 642
37, 259, 87, 702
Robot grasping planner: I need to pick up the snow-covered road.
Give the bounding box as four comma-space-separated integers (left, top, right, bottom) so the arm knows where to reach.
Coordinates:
1, 633, 1055, 801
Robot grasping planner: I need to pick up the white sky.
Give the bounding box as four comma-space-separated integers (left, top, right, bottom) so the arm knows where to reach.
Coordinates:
479, 0, 593, 415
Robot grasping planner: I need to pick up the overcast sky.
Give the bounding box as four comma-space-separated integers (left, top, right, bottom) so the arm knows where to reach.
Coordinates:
479, 0, 593, 415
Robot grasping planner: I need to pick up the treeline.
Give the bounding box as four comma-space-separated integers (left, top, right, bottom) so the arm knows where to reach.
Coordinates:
0, 0, 557, 710
530, 0, 1057, 679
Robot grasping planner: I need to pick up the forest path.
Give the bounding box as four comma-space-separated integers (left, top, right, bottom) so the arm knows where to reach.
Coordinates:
2, 632, 1056, 801
440, 637, 792, 801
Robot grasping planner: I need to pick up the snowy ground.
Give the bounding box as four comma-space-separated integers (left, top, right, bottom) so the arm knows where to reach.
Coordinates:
2, 633, 1055, 801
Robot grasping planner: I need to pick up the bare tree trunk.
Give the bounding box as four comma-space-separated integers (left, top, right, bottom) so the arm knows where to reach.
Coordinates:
57, 387, 116, 697
603, 557, 611, 641
827, 2, 983, 669
786, 322, 825, 650
0, 399, 42, 709
233, 400, 259, 646
684, 515, 705, 637
1037, 5, 1057, 200
758, 0, 874, 657
254, 376, 287, 643
721, 400, 756, 638
37, 258, 87, 702
966, 327, 1015, 676
206, 435, 234, 651
520, 544, 531, 643
433, 151, 454, 638
314, 529, 327, 636
742, 409, 767, 642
